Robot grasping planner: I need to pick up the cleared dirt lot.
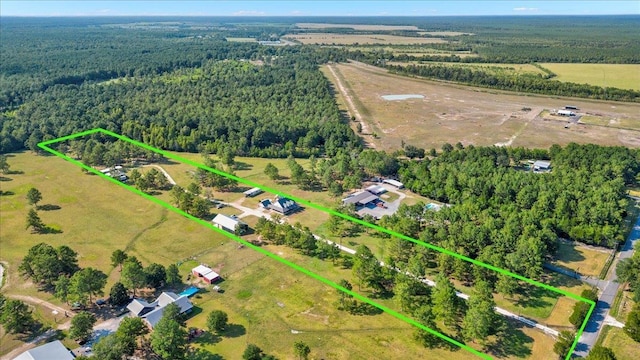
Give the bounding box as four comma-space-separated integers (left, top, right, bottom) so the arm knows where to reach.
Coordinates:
324, 61, 640, 151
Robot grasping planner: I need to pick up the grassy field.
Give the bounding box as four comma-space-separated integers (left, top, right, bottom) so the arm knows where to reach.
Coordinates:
540, 63, 640, 91
284, 33, 447, 45
552, 240, 612, 277
600, 326, 640, 360
1, 150, 572, 359
579, 114, 640, 131
322, 61, 640, 151
224, 37, 256, 42
388, 61, 547, 76
295, 23, 420, 31
346, 45, 478, 58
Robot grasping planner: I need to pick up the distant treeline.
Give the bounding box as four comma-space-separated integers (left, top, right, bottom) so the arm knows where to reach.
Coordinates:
385, 63, 640, 102
0, 24, 344, 109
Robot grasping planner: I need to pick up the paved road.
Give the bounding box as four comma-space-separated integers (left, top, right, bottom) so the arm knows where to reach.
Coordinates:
574, 211, 640, 356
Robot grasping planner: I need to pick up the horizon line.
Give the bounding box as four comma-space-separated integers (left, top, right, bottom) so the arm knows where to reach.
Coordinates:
2, 14, 639, 18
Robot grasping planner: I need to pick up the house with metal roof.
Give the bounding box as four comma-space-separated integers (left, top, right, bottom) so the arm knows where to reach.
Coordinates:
126, 292, 193, 329
13, 340, 74, 360
342, 190, 380, 207
533, 160, 551, 171
268, 196, 299, 215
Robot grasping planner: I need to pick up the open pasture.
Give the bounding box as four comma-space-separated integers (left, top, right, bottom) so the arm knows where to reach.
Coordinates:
323, 61, 640, 151
295, 23, 420, 31
388, 61, 547, 76
540, 63, 640, 91
284, 33, 447, 45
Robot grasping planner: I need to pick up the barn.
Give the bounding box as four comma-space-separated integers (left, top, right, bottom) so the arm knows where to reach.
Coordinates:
192, 265, 221, 284
383, 179, 404, 189
243, 187, 264, 197
212, 214, 248, 234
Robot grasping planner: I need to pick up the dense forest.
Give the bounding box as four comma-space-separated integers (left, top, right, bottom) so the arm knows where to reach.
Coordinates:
382, 144, 640, 282
1, 53, 359, 156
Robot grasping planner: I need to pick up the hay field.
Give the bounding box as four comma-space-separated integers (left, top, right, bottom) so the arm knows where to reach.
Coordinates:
284, 33, 446, 45
540, 63, 640, 91
295, 23, 420, 31
323, 61, 640, 151
388, 61, 547, 76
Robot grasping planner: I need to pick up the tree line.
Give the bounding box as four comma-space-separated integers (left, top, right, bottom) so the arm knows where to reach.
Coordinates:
385, 63, 640, 102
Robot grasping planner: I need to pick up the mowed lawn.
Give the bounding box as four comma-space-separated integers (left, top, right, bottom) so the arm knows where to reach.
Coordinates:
540, 63, 640, 91
552, 240, 612, 277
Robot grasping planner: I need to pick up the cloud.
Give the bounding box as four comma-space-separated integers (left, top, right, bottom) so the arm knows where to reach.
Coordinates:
232, 10, 266, 16
513, 7, 539, 12
290, 10, 305, 15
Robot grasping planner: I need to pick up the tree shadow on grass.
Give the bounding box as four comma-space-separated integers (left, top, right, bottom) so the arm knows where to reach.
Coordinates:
42, 226, 63, 234
234, 161, 253, 171
38, 204, 61, 211
513, 283, 556, 309
0, 191, 15, 196
485, 319, 533, 358
193, 332, 222, 346
188, 347, 224, 360
222, 323, 246, 338
0, 176, 12, 181
553, 240, 586, 263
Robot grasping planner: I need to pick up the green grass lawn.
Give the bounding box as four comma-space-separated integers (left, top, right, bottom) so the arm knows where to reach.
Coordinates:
552, 240, 612, 278
540, 63, 640, 91
600, 326, 640, 360
0, 150, 564, 359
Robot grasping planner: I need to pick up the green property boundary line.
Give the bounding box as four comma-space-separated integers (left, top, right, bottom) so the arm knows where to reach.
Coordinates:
38, 128, 596, 360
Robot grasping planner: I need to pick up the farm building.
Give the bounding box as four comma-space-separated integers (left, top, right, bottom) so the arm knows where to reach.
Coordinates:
244, 187, 264, 197
533, 160, 552, 171
557, 109, 575, 116
127, 292, 193, 329
212, 214, 248, 234
192, 265, 221, 284
268, 196, 299, 215
343, 190, 380, 207
13, 340, 74, 360
366, 184, 387, 195
383, 179, 404, 189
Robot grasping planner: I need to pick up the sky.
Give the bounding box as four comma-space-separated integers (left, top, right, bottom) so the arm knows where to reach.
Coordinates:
1, 1, 638, 17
